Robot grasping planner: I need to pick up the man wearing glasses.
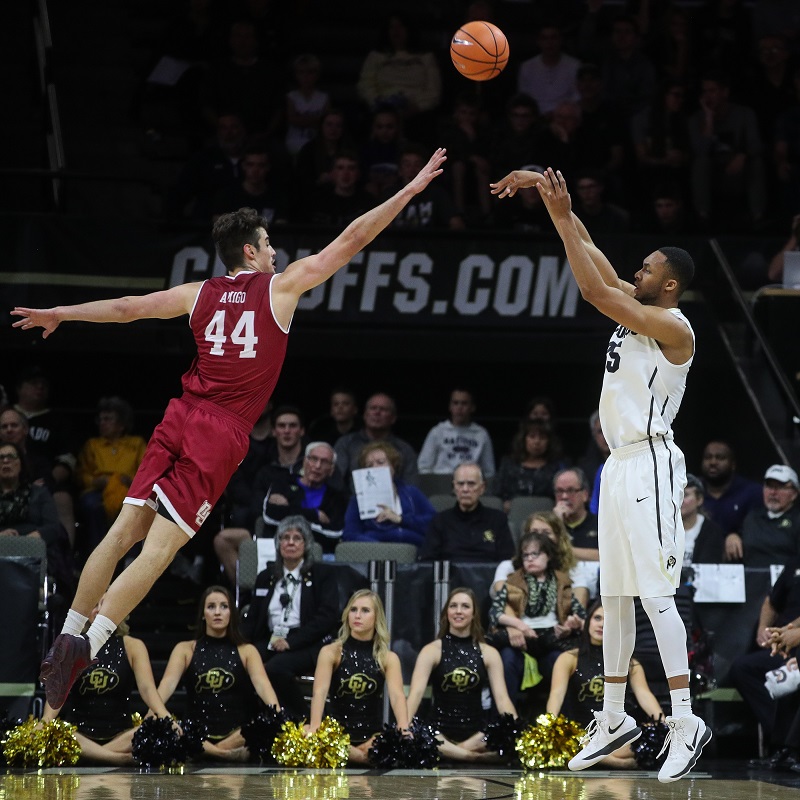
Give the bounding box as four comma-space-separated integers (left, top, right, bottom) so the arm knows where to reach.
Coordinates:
263, 442, 349, 556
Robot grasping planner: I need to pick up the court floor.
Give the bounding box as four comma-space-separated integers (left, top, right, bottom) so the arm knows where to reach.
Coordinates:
2, 761, 798, 800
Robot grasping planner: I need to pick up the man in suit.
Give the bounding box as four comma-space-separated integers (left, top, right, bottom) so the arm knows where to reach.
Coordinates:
241, 515, 340, 716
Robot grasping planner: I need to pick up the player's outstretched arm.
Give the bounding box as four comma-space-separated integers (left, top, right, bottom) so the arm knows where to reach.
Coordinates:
491, 167, 633, 295
275, 148, 447, 301
12, 283, 202, 339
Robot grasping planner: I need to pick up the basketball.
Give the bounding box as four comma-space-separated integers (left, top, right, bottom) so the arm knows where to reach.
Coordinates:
450, 21, 509, 82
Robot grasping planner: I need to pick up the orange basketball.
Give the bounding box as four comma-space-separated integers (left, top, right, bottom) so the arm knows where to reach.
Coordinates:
450, 20, 509, 82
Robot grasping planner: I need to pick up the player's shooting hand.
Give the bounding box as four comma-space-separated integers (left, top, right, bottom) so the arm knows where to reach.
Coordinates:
407, 148, 447, 194
489, 169, 545, 198
536, 168, 573, 219
11, 307, 61, 339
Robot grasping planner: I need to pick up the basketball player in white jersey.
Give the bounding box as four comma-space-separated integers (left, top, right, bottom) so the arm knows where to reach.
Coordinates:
491, 167, 710, 782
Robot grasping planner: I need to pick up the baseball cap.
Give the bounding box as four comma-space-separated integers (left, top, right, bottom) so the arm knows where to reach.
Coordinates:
764, 464, 800, 489
685, 473, 704, 493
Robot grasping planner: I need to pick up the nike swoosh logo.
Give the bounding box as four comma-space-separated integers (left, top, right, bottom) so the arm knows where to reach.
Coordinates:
658, 607, 669, 614
636, 496, 649, 503
608, 720, 626, 735
685, 725, 700, 752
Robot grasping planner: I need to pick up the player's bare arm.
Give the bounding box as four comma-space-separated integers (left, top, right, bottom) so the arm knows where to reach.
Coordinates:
12, 282, 202, 338
271, 148, 447, 324
491, 168, 634, 296
537, 168, 691, 360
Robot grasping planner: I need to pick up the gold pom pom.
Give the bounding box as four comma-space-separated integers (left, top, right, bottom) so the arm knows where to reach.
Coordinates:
305, 717, 349, 769
3, 717, 81, 768
515, 713, 584, 770
272, 720, 311, 767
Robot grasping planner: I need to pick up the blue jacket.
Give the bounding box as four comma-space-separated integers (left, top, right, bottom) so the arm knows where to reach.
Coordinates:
342, 481, 435, 548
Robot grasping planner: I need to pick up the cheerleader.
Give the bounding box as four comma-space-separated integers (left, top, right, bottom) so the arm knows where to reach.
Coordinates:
546, 599, 663, 768
42, 595, 170, 765
157, 585, 280, 760
406, 587, 517, 761
308, 589, 409, 763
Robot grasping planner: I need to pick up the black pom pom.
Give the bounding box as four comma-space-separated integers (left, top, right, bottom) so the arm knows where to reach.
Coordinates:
400, 718, 440, 769
484, 713, 526, 763
132, 717, 185, 771
179, 718, 207, 758
368, 723, 405, 768
632, 718, 670, 770
241, 706, 290, 763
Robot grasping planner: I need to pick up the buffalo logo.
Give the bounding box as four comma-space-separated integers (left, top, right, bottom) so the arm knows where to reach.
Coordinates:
336, 673, 378, 700
441, 667, 479, 693
79, 666, 120, 695
578, 675, 605, 703
483, 530, 495, 543
196, 668, 235, 694
666, 556, 677, 570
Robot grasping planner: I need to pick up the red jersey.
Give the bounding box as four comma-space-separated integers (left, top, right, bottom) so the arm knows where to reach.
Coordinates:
181, 270, 289, 427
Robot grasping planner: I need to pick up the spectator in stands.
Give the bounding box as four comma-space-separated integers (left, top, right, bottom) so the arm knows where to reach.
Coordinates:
203, 19, 282, 136
525, 396, 557, 426
630, 81, 691, 205
382, 144, 465, 230
732, 465, 800, 567
417, 387, 496, 480
262, 441, 348, 554
577, 410, 609, 516
698, 440, 763, 557
682, 473, 726, 565
489, 531, 585, 701
240, 516, 342, 717
419, 462, 514, 563
335, 393, 418, 487
438, 94, 493, 224
211, 139, 289, 226
360, 108, 404, 200
294, 108, 357, 196
546, 599, 664, 767
11, 367, 76, 545
645, 184, 697, 235
76, 397, 146, 555
689, 72, 766, 233
405, 587, 518, 762
693, 0, 752, 92
307, 387, 360, 447
164, 112, 248, 221
572, 169, 630, 235
41, 594, 170, 765
303, 151, 376, 228
0, 407, 56, 488
284, 53, 330, 159
0, 442, 59, 546
768, 214, 800, 284
495, 419, 564, 512
356, 12, 442, 145
600, 15, 657, 117
729, 554, 800, 764
517, 23, 581, 118
552, 467, 600, 605
488, 94, 542, 182
492, 509, 579, 603
342, 442, 434, 549
158, 584, 281, 758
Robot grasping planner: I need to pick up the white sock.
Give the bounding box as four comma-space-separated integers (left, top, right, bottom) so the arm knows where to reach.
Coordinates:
604, 681, 628, 715
669, 687, 692, 718
86, 614, 117, 658
61, 609, 88, 637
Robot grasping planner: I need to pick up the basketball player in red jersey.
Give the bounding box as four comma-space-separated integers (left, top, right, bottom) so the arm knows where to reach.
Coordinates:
12, 148, 447, 710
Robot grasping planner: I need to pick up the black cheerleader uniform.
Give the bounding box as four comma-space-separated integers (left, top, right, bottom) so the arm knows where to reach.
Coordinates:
429, 633, 489, 741
61, 635, 134, 742
329, 637, 384, 744
184, 635, 256, 740
563, 644, 605, 726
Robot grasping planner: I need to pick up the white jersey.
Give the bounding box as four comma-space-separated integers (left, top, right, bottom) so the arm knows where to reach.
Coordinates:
599, 308, 694, 450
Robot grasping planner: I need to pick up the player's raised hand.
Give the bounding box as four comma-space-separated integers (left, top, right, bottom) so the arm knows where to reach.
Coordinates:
11, 307, 61, 339
407, 148, 447, 194
489, 169, 546, 198
536, 168, 573, 220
